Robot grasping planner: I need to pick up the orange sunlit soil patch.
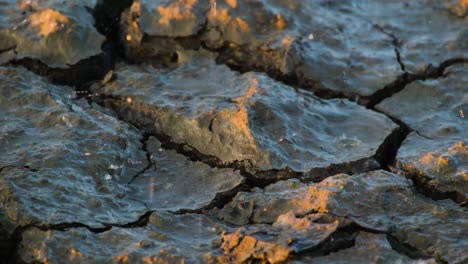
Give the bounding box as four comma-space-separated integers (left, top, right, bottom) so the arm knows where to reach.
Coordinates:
221, 229, 291, 263
460, 0, 468, 8
208, 4, 250, 33
29, 9, 69, 36
210, 7, 231, 24
416, 141, 467, 174
157, 0, 197, 25
276, 13, 287, 30
282, 35, 294, 46
222, 78, 258, 141
114, 254, 130, 262
225, 0, 237, 9
69, 248, 84, 261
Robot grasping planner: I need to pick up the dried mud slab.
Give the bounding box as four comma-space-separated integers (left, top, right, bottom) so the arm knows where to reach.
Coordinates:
120, 1, 401, 96
0, 67, 149, 233
354, 0, 468, 72
294, 232, 436, 264
0, 0, 104, 67
18, 212, 222, 263
127, 136, 244, 211
273, 1, 401, 96
377, 65, 467, 203
93, 54, 396, 171
214, 170, 467, 263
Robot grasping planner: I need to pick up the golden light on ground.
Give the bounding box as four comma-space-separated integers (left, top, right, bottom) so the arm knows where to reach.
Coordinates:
225, 78, 258, 141
29, 9, 69, 36
282, 35, 294, 46
208, 3, 250, 33
114, 254, 129, 262
225, 0, 237, 8
210, 8, 231, 24
221, 229, 291, 263
126, 34, 132, 41
276, 13, 287, 30
235, 17, 249, 32
157, 0, 198, 25
127, 97, 133, 103
69, 248, 84, 261
418, 152, 437, 166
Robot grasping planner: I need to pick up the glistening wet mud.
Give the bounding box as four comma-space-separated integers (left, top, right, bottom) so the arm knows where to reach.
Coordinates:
0, 0, 467, 263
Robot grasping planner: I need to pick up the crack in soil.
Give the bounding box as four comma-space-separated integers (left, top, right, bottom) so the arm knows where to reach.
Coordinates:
0, 2, 465, 262
386, 230, 447, 263
394, 164, 468, 208
127, 133, 156, 185
291, 222, 440, 263
0, 211, 154, 264
371, 24, 407, 73
364, 57, 468, 108
7, 51, 115, 88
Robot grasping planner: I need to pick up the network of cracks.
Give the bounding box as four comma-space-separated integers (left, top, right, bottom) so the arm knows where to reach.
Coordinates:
0, 0, 467, 263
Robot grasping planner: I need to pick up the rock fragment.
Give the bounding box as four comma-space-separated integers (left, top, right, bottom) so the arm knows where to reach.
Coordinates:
0, 0, 104, 67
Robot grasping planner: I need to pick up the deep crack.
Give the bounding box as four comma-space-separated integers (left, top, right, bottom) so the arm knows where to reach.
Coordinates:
0, 211, 154, 263
291, 223, 386, 260
364, 57, 468, 108
394, 164, 468, 208
386, 231, 446, 263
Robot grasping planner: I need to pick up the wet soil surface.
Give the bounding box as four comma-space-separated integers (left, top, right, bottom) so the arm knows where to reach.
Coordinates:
0, 0, 467, 263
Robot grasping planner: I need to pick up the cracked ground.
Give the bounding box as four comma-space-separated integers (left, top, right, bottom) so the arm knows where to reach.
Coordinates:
0, 0, 467, 263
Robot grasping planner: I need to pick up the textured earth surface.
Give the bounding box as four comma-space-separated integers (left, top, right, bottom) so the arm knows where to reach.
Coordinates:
0, 0, 467, 263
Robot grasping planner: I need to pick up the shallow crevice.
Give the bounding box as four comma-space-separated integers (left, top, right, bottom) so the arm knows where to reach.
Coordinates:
171, 183, 250, 214
364, 57, 468, 108
371, 24, 407, 73
290, 224, 368, 259
293, 223, 438, 262
127, 133, 155, 185
394, 165, 467, 208
394, 47, 406, 73
386, 232, 446, 263
0, 45, 16, 54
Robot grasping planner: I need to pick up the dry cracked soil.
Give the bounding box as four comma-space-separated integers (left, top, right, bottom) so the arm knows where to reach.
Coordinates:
0, 0, 467, 263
